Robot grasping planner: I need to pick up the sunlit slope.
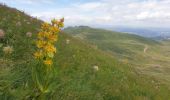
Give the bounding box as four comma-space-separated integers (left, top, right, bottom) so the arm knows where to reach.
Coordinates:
64, 26, 159, 61
0, 4, 170, 100
64, 26, 170, 88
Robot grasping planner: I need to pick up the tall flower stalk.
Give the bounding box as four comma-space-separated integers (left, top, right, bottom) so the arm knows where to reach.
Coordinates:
32, 18, 64, 98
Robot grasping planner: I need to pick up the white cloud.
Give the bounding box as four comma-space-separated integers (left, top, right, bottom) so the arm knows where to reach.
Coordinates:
73, 2, 107, 11
19, 0, 170, 27
137, 12, 150, 20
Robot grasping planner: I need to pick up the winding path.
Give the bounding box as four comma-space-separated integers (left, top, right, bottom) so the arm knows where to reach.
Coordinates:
144, 45, 148, 53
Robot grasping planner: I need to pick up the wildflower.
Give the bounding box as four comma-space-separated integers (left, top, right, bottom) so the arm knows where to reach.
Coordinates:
0, 29, 5, 39
34, 18, 64, 67
59, 23, 64, 28
16, 21, 21, 26
26, 32, 32, 37
3, 46, 13, 54
60, 18, 64, 23
44, 59, 52, 66
93, 65, 99, 71
48, 34, 58, 42
34, 51, 43, 59
66, 39, 70, 44
27, 22, 30, 24
44, 44, 56, 53
51, 19, 58, 26
33, 15, 64, 96
41, 22, 50, 30
49, 27, 59, 33
36, 40, 46, 48
37, 32, 45, 39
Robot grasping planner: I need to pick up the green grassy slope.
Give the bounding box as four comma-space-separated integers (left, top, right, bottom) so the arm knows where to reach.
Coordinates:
0, 4, 170, 100
64, 26, 159, 62
64, 26, 170, 88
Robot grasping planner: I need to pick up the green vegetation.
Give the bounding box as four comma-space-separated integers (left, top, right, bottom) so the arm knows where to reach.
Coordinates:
64, 26, 159, 61
64, 26, 170, 89
0, 4, 170, 100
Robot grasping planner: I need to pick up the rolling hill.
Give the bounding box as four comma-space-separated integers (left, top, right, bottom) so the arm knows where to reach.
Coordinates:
64, 26, 170, 87
64, 26, 159, 63
0, 4, 170, 100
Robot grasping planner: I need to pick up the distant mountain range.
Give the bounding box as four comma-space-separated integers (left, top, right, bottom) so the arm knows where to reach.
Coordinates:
109, 27, 170, 40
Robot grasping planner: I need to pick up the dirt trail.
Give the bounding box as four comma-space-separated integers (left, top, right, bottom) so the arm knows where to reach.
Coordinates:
144, 45, 148, 53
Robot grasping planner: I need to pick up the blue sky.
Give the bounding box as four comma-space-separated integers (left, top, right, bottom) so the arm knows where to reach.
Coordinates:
0, 0, 170, 28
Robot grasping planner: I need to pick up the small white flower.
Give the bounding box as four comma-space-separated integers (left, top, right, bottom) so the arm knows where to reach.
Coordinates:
26, 32, 32, 37
93, 65, 99, 71
27, 22, 30, 24
16, 21, 21, 26
66, 39, 70, 44
3, 46, 13, 54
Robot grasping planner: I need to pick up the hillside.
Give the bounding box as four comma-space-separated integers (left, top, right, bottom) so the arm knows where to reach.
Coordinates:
64, 26, 170, 87
64, 26, 159, 63
0, 4, 170, 100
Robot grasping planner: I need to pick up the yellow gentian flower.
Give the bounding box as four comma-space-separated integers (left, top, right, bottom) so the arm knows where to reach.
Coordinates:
48, 34, 58, 42
44, 59, 52, 66
36, 40, 46, 48
44, 44, 56, 53
51, 19, 58, 25
49, 27, 59, 33
37, 32, 44, 39
41, 22, 50, 30
34, 51, 43, 59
